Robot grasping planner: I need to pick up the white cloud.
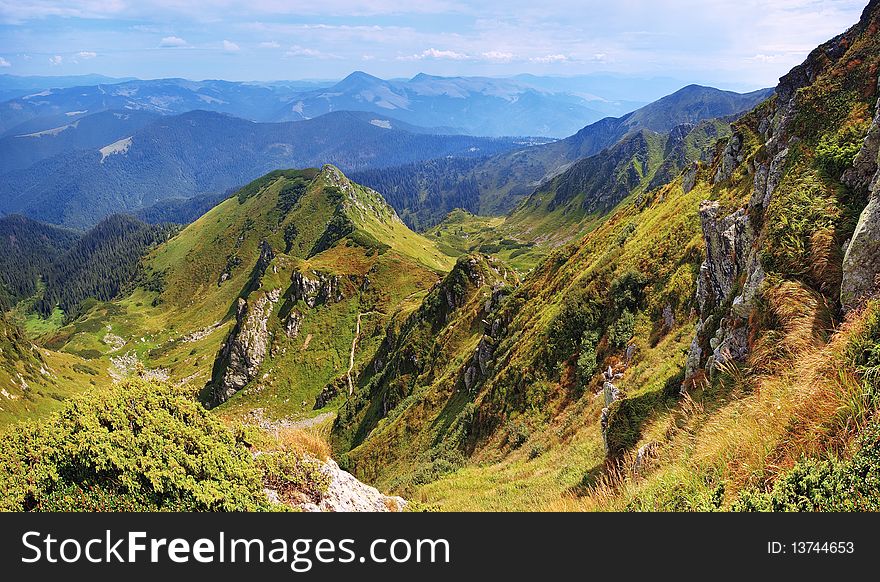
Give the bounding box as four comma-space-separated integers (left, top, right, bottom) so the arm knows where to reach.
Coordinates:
48, 55, 63, 65
528, 54, 568, 64
481, 50, 514, 62
259, 41, 280, 48
76, 51, 97, 59
0, 57, 10, 67
284, 45, 339, 59
159, 36, 188, 48
222, 40, 240, 52
400, 48, 470, 61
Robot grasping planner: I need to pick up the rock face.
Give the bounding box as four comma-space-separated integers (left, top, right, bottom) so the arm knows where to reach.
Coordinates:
211, 288, 281, 405
462, 283, 509, 392
290, 269, 344, 308
684, 201, 761, 381
713, 133, 744, 184
600, 365, 624, 455
841, 94, 880, 313
285, 459, 407, 512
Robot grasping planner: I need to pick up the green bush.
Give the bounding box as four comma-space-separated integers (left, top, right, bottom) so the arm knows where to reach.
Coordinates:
732, 422, 880, 511
815, 130, 864, 179
577, 331, 599, 384
609, 268, 647, 313
546, 288, 601, 367
505, 419, 531, 449
609, 310, 635, 349
0, 378, 270, 511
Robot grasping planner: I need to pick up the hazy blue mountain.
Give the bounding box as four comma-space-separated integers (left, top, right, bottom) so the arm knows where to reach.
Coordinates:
0, 74, 137, 102
274, 71, 610, 137
0, 109, 160, 175
0, 78, 310, 136
0, 110, 525, 228
355, 85, 773, 227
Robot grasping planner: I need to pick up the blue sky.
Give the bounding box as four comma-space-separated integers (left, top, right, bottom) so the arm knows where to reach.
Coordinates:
0, 1, 868, 89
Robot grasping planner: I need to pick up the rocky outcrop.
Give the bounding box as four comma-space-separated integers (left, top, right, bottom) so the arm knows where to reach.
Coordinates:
841, 93, 880, 313
682, 161, 699, 194
278, 458, 406, 512
713, 133, 744, 184
684, 201, 762, 381
600, 366, 624, 455
695, 202, 755, 313
211, 288, 281, 405
290, 269, 344, 308
462, 283, 510, 392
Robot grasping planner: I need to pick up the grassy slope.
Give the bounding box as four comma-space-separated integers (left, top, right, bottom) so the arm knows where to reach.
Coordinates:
338, 2, 880, 510
9, 165, 452, 429
0, 315, 108, 426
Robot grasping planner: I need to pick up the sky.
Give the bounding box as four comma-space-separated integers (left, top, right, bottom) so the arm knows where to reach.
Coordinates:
0, 0, 869, 90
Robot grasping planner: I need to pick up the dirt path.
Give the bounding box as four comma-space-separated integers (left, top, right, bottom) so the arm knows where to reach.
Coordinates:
347, 313, 364, 395
347, 311, 383, 395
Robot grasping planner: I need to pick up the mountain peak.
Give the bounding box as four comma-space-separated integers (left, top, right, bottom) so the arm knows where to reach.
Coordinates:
410, 73, 440, 82
334, 71, 384, 90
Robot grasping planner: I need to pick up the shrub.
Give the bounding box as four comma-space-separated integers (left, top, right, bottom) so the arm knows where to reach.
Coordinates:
577, 331, 599, 384
546, 288, 601, 366
256, 452, 330, 504
609, 269, 646, 313
609, 310, 635, 349
732, 421, 880, 512
0, 379, 270, 511
815, 129, 865, 179
505, 419, 531, 449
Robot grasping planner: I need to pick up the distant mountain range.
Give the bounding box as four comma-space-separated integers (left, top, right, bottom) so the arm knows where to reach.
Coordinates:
0, 110, 528, 228
0, 78, 317, 137
273, 71, 635, 137
353, 85, 774, 228
0, 72, 706, 139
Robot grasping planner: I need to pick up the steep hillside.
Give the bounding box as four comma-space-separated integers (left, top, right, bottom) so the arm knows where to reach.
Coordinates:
331, 0, 880, 511
0, 110, 159, 175
0, 215, 80, 309
503, 120, 732, 251
0, 314, 108, 426
34, 215, 178, 320
30, 166, 452, 429
0, 110, 523, 228
421, 120, 731, 271
355, 86, 771, 228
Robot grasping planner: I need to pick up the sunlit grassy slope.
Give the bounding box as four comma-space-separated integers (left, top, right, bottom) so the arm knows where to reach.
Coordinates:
8, 165, 452, 428
335, 1, 880, 511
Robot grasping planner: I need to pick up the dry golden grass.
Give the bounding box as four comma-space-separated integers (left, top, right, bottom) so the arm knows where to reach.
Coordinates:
543, 303, 878, 511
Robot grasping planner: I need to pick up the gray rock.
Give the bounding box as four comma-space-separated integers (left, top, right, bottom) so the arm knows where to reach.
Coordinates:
696, 201, 754, 313
842, 97, 880, 193
841, 92, 880, 313
713, 133, 744, 184
284, 309, 304, 339
212, 288, 281, 405
662, 303, 676, 330
633, 442, 658, 475
290, 269, 344, 308
841, 194, 880, 312
682, 161, 699, 194
603, 381, 620, 408
274, 458, 406, 512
